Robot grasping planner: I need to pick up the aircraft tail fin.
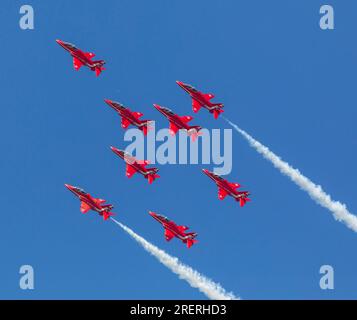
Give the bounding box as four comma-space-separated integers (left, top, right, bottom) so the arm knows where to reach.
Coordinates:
95, 66, 105, 76
188, 126, 202, 142
102, 211, 115, 221
147, 173, 160, 184
237, 197, 251, 207
141, 120, 153, 136
186, 239, 198, 249
101, 204, 114, 210
212, 108, 224, 119
93, 60, 106, 76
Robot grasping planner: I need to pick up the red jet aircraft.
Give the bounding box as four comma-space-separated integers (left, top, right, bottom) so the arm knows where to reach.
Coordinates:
56, 39, 106, 76
105, 99, 152, 136
65, 184, 115, 220
153, 104, 202, 142
110, 147, 160, 184
202, 169, 251, 207
149, 211, 198, 248
176, 81, 224, 119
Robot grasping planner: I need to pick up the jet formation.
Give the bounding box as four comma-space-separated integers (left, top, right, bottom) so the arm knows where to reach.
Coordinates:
60, 39, 251, 248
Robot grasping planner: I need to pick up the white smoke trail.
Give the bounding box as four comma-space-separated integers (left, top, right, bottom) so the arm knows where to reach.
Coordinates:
223, 117, 357, 232
111, 218, 239, 300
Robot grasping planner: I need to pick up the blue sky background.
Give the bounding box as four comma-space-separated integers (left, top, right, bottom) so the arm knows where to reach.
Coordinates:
0, 0, 356, 299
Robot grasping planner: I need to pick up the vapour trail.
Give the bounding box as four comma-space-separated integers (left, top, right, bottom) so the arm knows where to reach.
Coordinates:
111, 218, 239, 300
223, 116, 357, 232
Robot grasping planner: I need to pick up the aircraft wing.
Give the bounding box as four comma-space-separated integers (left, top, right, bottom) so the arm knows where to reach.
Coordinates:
192, 99, 203, 113
229, 182, 241, 189
73, 57, 83, 70
169, 122, 179, 135
218, 188, 228, 200
179, 115, 193, 123
132, 111, 143, 119
121, 117, 131, 129
126, 164, 137, 178
203, 93, 215, 100
93, 198, 106, 205
177, 225, 189, 232
84, 52, 95, 59
164, 229, 175, 241
136, 159, 150, 167
80, 201, 91, 213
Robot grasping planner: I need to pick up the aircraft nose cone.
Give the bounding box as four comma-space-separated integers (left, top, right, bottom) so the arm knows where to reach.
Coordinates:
176, 81, 186, 89
64, 184, 72, 190
104, 99, 112, 105
153, 104, 161, 110
149, 211, 155, 217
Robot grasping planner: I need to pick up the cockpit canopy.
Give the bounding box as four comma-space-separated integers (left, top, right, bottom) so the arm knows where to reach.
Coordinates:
157, 214, 170, 222
161, 107, 174, 116
212, 173, 223, 181
112, 101, 125, 108
121, 150, 134, 159
74, 186, 86, 194
64, 42, 77, 50
186, 84, 198, 92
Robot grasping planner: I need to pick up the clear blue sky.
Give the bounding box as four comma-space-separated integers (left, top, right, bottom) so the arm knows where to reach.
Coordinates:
1, 0, 356, 299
